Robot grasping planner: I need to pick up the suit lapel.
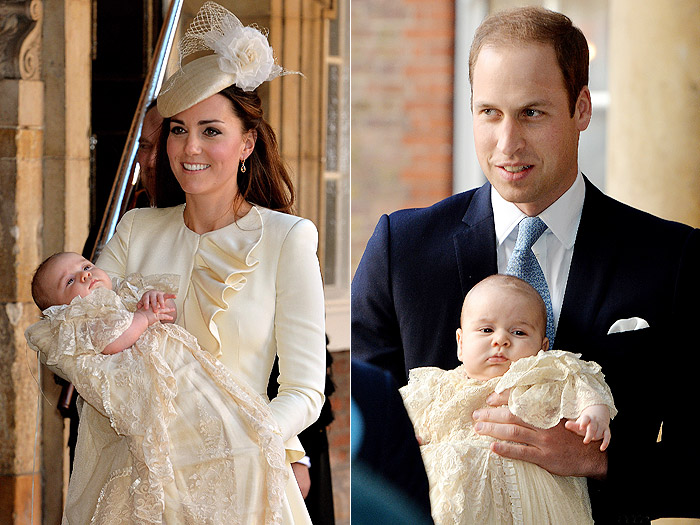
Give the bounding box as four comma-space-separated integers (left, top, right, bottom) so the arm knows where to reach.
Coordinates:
453, 182, 498, 297
450, 179, 616, 347
557, 179, 617, 348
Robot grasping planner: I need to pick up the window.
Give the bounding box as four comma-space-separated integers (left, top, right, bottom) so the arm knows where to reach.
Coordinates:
323, 0, 350, 351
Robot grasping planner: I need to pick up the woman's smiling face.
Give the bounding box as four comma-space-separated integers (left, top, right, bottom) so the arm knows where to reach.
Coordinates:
166, 94, 255, 200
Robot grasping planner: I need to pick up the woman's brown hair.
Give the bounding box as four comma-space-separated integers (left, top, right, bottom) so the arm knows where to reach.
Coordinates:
154, 86, 296, 214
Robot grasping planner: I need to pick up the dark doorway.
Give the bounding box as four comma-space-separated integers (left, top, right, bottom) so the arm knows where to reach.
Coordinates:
87, 0, 162, 249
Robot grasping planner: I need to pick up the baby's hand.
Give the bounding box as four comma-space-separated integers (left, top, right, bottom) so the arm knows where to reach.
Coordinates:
137, 290, 176, 313
564, 404, 611, 451
137, 290, 176, 326
141, 308, 174, 324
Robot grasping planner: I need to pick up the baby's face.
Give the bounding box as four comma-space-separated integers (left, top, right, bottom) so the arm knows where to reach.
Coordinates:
457, 283, 547, 380
42, 253, 112, 307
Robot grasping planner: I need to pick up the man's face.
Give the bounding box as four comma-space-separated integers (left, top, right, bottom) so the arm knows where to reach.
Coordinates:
137, 107, 163, 199
471, 43, 591, 216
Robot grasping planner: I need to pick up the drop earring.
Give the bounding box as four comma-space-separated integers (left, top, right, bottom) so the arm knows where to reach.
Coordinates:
240, 158, 246, 173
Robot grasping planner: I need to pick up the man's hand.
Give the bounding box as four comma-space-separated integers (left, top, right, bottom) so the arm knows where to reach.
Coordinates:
472, 391, 608, 479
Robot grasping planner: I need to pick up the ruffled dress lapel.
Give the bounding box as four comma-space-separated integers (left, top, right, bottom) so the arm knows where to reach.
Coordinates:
183, 205, 264, 358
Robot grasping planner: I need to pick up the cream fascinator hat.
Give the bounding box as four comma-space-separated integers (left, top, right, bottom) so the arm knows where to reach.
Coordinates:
158, 1, 298, 117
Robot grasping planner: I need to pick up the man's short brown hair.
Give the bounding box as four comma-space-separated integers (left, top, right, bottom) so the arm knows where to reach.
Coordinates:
469, 6, 589, 117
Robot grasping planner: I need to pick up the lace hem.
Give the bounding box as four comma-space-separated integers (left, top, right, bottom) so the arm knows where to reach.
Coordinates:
172, 322, 288, 524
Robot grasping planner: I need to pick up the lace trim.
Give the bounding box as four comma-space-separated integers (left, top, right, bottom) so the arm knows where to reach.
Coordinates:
178, 322, 287, 525
499, 456, 523, 525
91, 466, 133, 524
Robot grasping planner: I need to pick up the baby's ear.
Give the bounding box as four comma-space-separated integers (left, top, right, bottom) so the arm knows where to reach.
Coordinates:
456, 328, 464, 361
542, 337, 550, 352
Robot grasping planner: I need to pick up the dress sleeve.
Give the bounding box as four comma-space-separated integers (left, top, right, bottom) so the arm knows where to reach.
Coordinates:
269, 218, 326, 443
495, 350, 617, 429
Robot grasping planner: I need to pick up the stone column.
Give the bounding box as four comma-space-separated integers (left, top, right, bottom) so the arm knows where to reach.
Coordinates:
0, 1, 44, 523
39, 0, 92, 523
607, 0, 700, 227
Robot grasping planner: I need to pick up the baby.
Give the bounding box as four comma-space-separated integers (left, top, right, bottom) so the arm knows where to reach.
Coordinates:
400, 274, 616, 525
26, 252, 287, 524
30, 252, 177, 354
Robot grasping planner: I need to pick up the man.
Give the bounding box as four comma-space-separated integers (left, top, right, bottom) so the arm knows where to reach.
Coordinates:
132, 102, 162, 207
352, 6, 700, 522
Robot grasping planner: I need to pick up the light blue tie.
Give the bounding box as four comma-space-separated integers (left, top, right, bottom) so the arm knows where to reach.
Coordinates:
505, 217, 555, 346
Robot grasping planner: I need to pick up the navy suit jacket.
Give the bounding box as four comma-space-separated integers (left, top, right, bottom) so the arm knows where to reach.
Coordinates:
352, 179, 700, 522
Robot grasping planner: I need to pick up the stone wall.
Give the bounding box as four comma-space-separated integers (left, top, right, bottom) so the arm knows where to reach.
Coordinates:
0, 3, 45, 524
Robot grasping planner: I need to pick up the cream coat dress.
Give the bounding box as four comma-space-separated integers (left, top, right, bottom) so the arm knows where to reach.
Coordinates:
56, 204, 326, 524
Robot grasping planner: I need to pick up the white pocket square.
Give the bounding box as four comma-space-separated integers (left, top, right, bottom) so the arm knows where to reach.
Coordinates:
607, 317, 650, 335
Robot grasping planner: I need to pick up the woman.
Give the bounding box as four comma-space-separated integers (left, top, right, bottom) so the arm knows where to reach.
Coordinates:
62, 3, 325, 523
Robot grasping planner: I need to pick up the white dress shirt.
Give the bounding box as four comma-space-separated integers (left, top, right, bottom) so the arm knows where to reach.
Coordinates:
491, 172, 586, 337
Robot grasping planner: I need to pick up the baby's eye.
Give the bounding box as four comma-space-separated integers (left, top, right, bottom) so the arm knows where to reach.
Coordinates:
512, 330, 527, 336
480, 327, 494, 333
84, 265, 91, 270
66, 278, 74, 286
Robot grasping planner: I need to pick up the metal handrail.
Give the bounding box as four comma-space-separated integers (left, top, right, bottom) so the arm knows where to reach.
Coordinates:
87, 0, 183, 260
58, 0, 183, 416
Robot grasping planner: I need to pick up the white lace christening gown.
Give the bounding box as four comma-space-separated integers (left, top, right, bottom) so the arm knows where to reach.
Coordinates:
400, 350, 617, 525
25, 274, 288, 525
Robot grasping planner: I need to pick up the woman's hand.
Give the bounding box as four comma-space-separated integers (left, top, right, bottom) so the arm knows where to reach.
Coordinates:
291, 462, 311, 499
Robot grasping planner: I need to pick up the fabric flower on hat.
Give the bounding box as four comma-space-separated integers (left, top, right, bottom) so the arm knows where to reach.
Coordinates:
157, 2, 301, 117
202, 20, 283, 92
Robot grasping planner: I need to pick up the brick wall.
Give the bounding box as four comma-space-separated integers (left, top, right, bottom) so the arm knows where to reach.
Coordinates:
348, 1, 455, 521
351, 0, 456, 272
328, 349, 350, 524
